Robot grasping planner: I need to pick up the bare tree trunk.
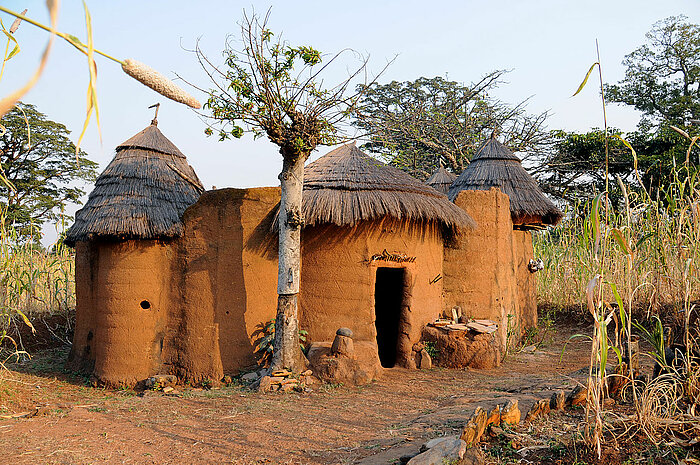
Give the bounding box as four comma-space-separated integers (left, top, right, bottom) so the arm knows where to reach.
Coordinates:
270, 154, 307, 372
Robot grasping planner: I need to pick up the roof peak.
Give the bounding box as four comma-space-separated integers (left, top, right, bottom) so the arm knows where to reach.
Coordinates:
116, 123, 185, 158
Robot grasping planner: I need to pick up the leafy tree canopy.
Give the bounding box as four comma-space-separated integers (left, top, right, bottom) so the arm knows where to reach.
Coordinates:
604, 15, 700, 132
536, 16, 700, 203
354, 72, 550, 180
0, 103, 98, 239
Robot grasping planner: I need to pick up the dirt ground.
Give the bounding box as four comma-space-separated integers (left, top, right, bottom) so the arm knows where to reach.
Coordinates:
0, 317, 674, 464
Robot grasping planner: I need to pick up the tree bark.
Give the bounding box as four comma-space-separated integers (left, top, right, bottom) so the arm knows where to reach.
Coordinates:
270, 154, 307, 372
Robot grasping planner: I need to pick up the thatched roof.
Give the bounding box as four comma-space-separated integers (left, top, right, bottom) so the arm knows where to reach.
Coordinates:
447, 136, 562, 227
65, 121, 204, 246
299, 143, 476, 230
426, 166, 457, 195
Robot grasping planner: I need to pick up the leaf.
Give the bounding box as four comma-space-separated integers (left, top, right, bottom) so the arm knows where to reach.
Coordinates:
75, 1, 100, 153
609, 282, 625, 328
610, 228, 632, 255
572, 62, 599, 96
15, 309, 35, 334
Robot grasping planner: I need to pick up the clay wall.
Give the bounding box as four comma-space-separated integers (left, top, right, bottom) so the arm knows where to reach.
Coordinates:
300, 218, 444, 367
177, 187, 280, 379
72, 239, 175, 386
443, 189, 518, 347
67, 241, 98, 372
513, 230, 538, 330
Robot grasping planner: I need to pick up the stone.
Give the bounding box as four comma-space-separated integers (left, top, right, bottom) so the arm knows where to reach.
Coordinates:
258, 376, 272, 393
271, 369, 292, 377
486, 405, 501, 427
460, 447, 486, 465
241, 372, 259, 383
165, 388, 181, 397
307, 341, 382, 385
500, 399, 521, 426
471, 406, 488, 440
550, 390, 565, 411
162, 386, 174, 394
420, 436, 451, 452
145, 374, 177, 390
281, 383, 297, 392
525, 399, 550, 423
331, 334, 355, 357
269, 376, 285, 384
419, 349, 432, 370
566, 385, 589, 407
336, 327, 353, 338
460, 421, 479, 446
301, 369, 313, 376
280, 378, 299, 385
407, 437, 466, 465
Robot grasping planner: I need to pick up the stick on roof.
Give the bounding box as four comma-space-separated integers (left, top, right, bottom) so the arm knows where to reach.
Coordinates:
448, 136, 562, 227
65, 121, 204, 246
299, 143, 476, 231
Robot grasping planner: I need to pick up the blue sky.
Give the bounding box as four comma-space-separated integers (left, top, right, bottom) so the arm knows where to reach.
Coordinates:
0, 0, 697, 243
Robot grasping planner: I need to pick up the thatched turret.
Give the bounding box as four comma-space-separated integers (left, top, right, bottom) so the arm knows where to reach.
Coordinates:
65, 121, 203, 246
448, 136, 562, 228
426, 166, 457, 195
301, 143, 476, 230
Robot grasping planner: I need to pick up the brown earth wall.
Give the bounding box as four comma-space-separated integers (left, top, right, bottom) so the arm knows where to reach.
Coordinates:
443, 189, 518, 347
176, 187, 280, 379
70, 187, 449, 384
300, 218, 444, 368
67, 241, 97, 373
77, 240, 175, 387
513, 230, 538, 330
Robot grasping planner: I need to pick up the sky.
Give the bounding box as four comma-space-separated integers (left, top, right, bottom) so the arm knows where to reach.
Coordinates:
0, 0, 698, 244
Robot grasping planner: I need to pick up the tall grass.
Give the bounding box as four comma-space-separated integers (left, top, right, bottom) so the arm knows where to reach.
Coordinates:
535, 170, 700, 317
0, 211, 75, 359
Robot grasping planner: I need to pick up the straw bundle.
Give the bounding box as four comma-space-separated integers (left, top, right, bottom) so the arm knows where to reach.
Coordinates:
448, 136, 562, 227
65, 122, 203, 246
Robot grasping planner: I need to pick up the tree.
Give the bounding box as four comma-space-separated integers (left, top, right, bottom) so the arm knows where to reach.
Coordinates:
197, 12, 371, 372
0, 103, 98, 239
353, 74, 550, 180
537, 16, 700, 201
604, 15, 700, 131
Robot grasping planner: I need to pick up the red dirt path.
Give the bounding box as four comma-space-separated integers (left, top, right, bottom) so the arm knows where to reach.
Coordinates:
0, 322, 594, 464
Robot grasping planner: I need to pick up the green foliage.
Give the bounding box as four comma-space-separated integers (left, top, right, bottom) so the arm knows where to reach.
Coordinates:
354, 74, 550, 180
423, 341, 439, 360
0, 103, 98, 238
604, 16, 700, 131
200, 13, 360, 158
252, 318, 308, 367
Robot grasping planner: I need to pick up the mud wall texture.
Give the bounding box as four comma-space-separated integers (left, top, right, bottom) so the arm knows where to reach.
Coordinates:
70, 187, 449, 384
513, 230, 538, 330
68, 239, 175, 386
176, 187, 280, 380
443, 189, 518, 347
300, 218, 444, 368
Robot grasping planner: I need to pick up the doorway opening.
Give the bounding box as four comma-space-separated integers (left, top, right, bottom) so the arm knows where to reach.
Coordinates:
374, 267, 406, 368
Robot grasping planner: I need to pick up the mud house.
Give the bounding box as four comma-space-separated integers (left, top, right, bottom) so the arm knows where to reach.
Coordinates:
444, 135, 562, 345
65, 121, 557, 387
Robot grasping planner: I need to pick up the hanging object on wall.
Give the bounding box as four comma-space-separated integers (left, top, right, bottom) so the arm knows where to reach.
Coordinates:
370, 249, 417, 264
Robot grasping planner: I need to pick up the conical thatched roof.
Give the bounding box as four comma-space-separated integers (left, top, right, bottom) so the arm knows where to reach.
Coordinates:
426, 166, 457, 195
299, 144, 476, 230
448, 136, 562, 228
65, 121, 204, 246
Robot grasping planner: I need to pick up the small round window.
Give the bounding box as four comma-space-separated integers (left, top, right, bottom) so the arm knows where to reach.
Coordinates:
140, 300, 151, 310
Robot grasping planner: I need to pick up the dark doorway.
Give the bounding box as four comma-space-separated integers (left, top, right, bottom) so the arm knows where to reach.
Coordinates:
374, 267, 405, 368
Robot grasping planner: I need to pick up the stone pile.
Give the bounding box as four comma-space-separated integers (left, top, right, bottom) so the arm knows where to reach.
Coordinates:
258, 369, 315, 393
